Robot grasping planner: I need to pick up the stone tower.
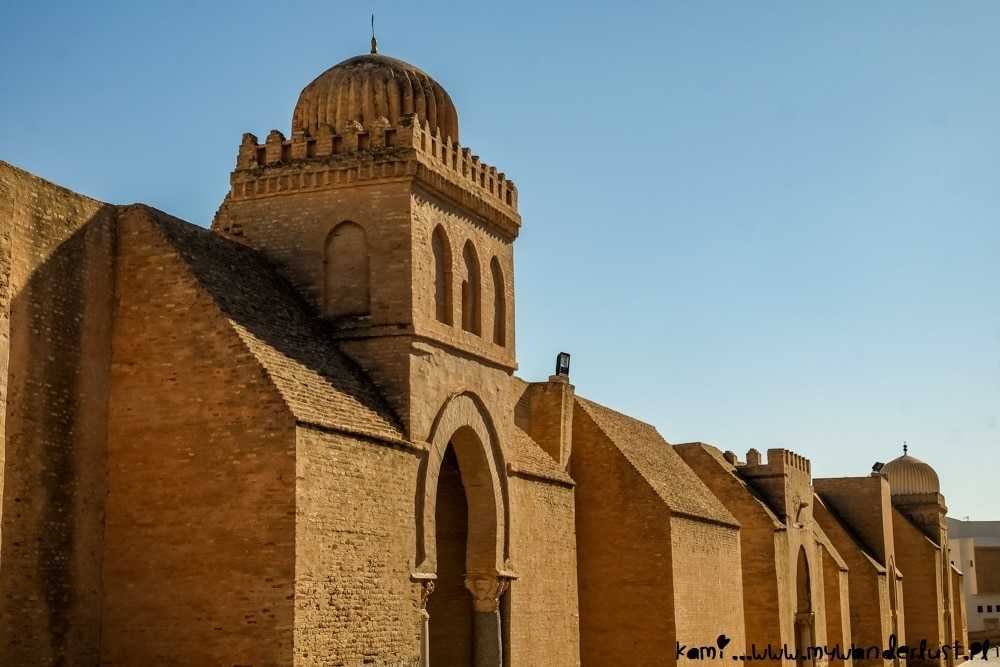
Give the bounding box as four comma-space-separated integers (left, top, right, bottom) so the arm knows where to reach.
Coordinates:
883, 449, 964, 667
212, 49, 521, 442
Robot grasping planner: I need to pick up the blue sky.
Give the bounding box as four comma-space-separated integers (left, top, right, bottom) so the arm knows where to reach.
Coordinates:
2, 2, 997, 519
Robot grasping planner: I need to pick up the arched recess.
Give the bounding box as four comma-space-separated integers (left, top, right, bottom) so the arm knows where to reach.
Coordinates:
888, 556, 901, 644
461, 241, 482, 335
324, 221, 370, 317
490, 257, 506, 346
414, 392, 510, 578
795, 546, 816, 667
431, 225, 453, 325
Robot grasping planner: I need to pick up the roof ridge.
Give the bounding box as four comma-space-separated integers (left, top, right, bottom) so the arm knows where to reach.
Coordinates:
575, 396, 739, 528
131, 206, 405, 442
678, 443, 784, 528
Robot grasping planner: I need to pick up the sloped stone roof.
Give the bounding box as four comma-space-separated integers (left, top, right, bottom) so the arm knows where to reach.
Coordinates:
575, 397, 738, 527
812, 521, 850, 572
675, 442, 784, 528
507, 426, 575, 486
813, 493, 887, 574
893, 506, 942, 551
134, 205, 405, 444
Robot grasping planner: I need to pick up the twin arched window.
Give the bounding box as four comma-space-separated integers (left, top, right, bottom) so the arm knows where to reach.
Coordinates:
324, 221, 370, 318
432, 226, 453, 325
490, 257, 506, 346
461, 241, 482, 335
432, 226, 505, 346
322, 220, 505, 342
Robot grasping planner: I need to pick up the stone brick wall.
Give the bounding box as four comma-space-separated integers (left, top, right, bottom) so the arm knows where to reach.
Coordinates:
670, 515, 747, 667
406, 343, 518, 452
100, 207, 299, 665
675, 445, 784, 654
814, 477, 895, 567
410, 192, 514, 369
572, 403, 676, 666
215, 179, 518, 441
813, 497, 893, 667
293, 425, 423, 666
818, 540, 852, 667
0, 162, 115, 665
508, 475, 580, 666
816, 476, 905, 657
892, 509, 945, 667
515, 379, 574, 469
215, 179, 414, 326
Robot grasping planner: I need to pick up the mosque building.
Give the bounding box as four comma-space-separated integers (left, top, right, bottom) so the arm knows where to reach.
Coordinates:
0, 42, 969, 667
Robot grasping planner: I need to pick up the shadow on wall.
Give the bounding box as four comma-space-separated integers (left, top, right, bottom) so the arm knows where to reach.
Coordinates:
0, 200, 400, 665
149, 210, 403, 434
0, 209, 115, 665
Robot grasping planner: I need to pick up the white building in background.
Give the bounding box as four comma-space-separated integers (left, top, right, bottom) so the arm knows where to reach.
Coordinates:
949, 518, 1000, 640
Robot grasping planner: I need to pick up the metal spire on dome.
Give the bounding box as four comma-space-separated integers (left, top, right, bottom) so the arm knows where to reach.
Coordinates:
370, 13, 378, 54
903, 441, 908, 455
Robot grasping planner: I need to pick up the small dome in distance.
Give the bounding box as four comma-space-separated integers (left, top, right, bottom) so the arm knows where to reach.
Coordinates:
882, 445, 940, 496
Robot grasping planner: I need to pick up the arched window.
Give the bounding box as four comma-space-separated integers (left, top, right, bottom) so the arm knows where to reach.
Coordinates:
324, 221, 370, 318
490, 257, 506, 346
461, 240, 481, 335
432, 225, 452, 324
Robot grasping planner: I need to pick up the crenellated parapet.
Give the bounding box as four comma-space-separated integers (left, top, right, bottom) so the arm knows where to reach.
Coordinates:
227, 113, 520, 238
764, 448, 812, 476
740, 448, 814, 523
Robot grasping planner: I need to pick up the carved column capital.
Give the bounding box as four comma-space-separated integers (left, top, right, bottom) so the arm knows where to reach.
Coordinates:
419, 580, 436, 611
795, 611, 816, 627
464, 574, 510, 613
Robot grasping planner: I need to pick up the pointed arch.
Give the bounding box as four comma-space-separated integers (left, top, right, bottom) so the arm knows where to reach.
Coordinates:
796, 546, 812, 613
323, 221, 370, 317
431, 225, 453, 325
490, 256, 506, 346
414, 392, 510, 577
461, 240, 481, 335
795, 546, 816, 667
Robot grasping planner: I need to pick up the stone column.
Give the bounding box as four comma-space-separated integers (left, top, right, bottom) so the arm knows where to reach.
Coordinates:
795, 611, 817, 667
465, 574, 510, 667
418, 580, 435, 667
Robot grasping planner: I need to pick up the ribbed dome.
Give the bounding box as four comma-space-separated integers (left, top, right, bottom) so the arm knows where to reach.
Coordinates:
882, 453, 940, 496
292, 53, 459, 141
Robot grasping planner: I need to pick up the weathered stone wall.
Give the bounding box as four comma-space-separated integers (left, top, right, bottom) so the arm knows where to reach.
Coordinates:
675, 444, 784, 654
816, 476, 905, 658
814, 477, 895, 566
0, 162, 115, 665
813, 497, 893, 667
410, 191, 514, 369
100, 207, 298, 665
214, 173, 518, 439
293, 425, 424, 666
670, 515, 746, 667
819, 540, 852, 667
214, 179, 414, 325
572, 402, 676, 666
508, 475, 580, 666
892, 509, 945, 667
736, 448, 831, 664
515, 379, 574, 468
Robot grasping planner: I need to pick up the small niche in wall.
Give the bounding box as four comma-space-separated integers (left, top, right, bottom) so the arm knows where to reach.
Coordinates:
324, 221, 371, 318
